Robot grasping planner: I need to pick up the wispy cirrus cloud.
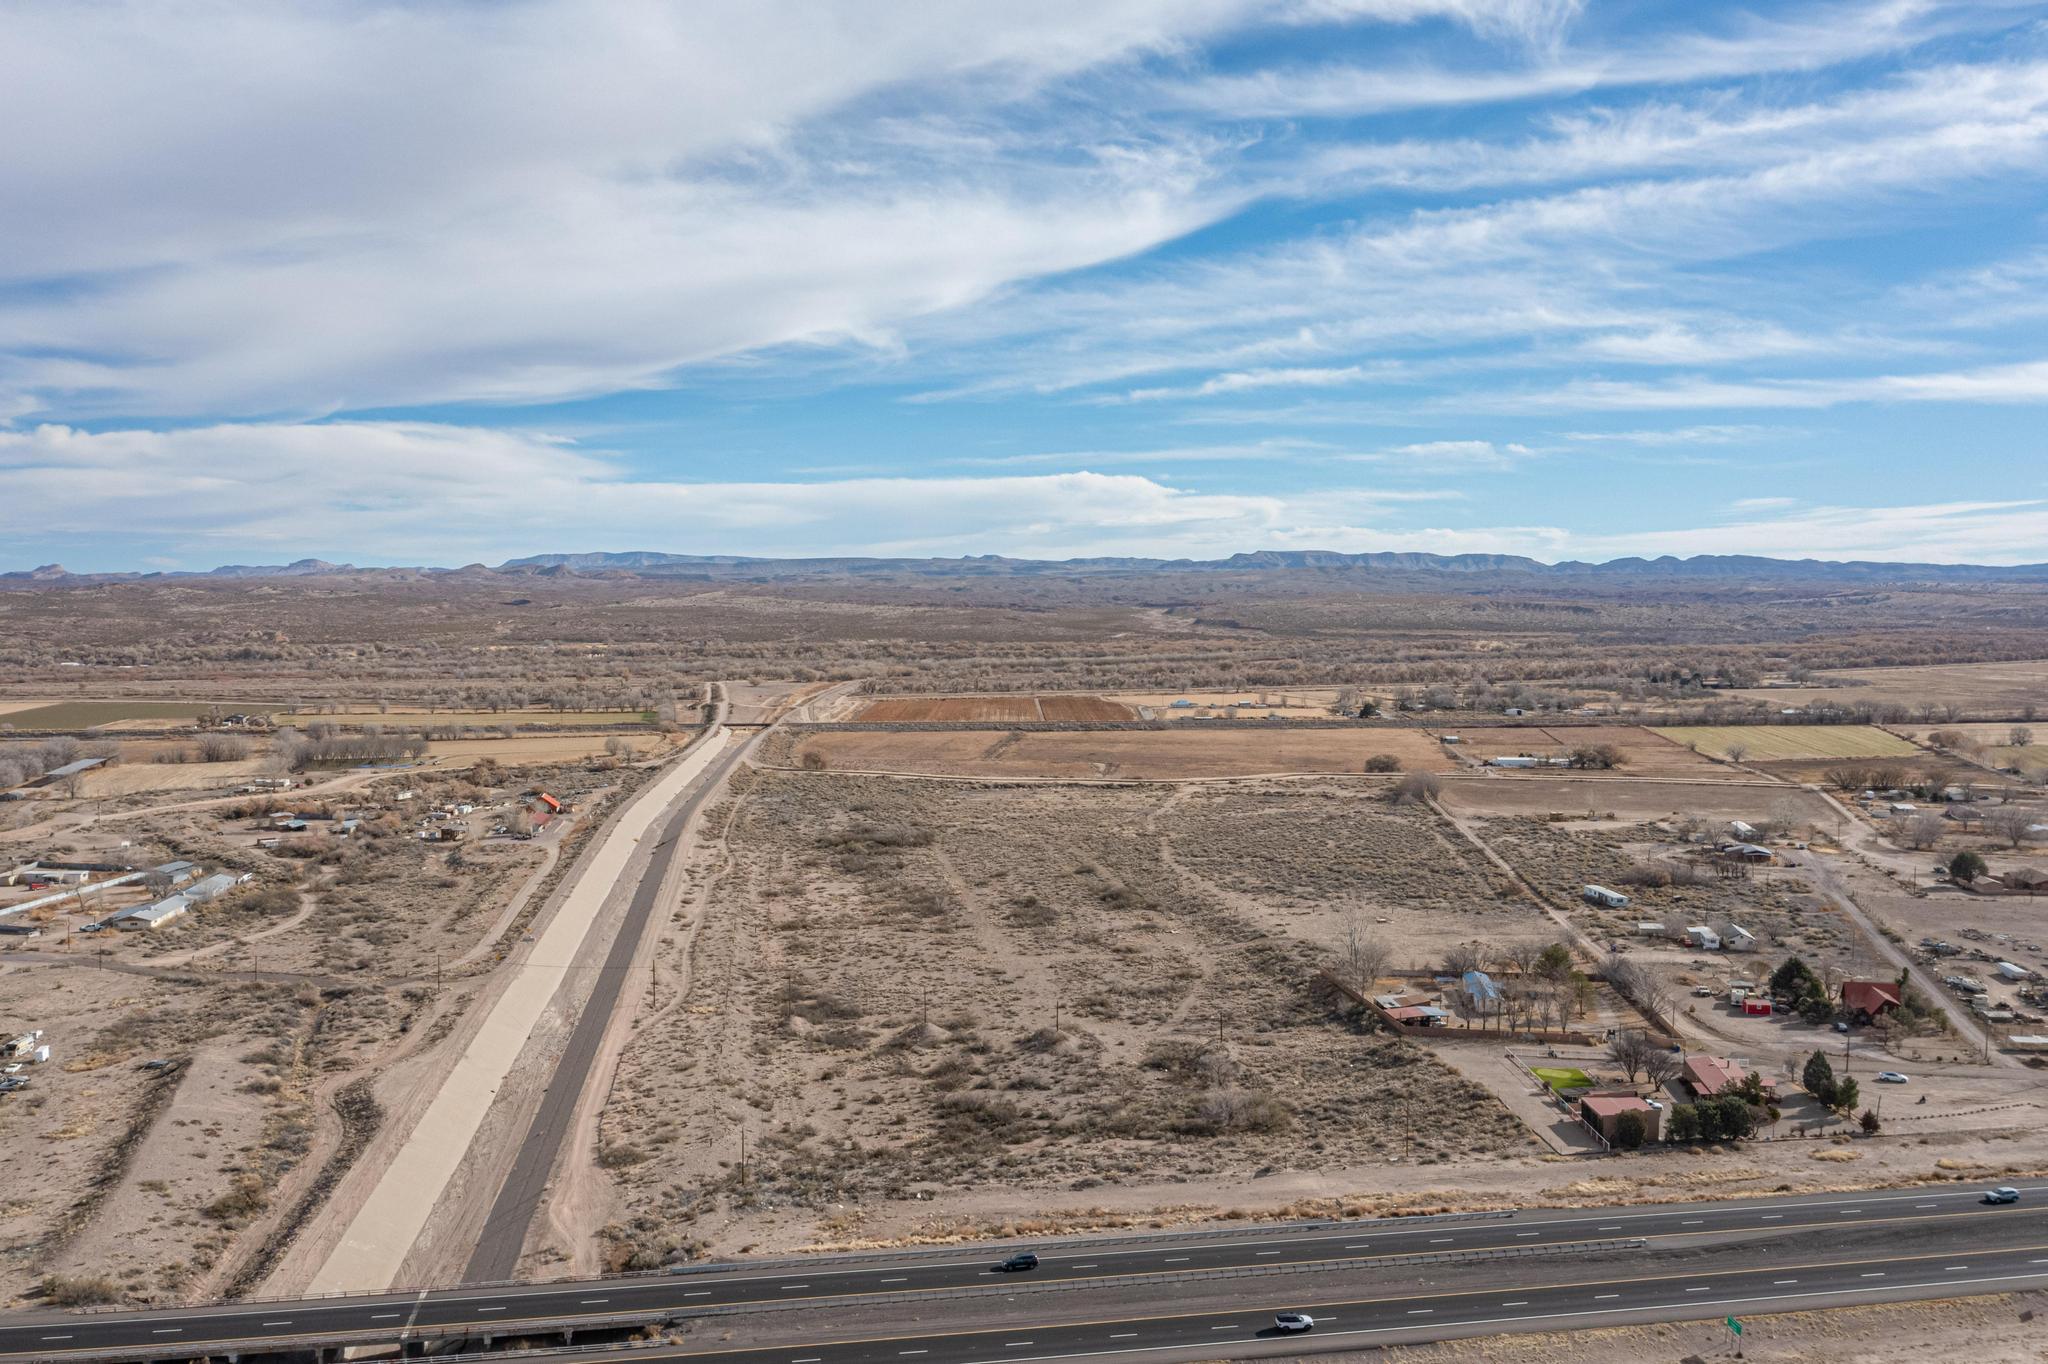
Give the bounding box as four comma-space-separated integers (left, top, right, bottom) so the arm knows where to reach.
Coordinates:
1341, 439, 1536, 470
3, 1, 2047, 568
1560, 424, 1796, 445
1499, 357, 2048, 411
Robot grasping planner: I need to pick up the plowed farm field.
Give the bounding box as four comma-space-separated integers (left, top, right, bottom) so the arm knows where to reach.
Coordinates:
789, 726, 1458, 779
854, 694, 1134, 722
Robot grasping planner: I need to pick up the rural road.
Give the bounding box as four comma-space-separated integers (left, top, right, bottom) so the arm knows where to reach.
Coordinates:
307, 718, 742, 1294
1794, 848, 2013, 1067
6, 1183, 2044, 1360
462, 692, 779, 1282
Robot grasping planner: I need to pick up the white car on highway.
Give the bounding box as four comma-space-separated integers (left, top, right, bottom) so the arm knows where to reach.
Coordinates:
1274, 1313, 1315, 1333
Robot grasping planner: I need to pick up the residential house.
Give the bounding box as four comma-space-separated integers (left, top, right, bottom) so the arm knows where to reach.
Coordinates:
1681, 1054, 1758, 1098
1840, 979, 1903, 1023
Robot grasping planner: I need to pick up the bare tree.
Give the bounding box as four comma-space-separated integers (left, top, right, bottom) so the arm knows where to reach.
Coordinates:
1391, 772, 1442, 805
1898, 813, 1946, 850
1441, 942, 1485, 978
1985, 804, 2041, 850
2012, 726, 2036, 750
1333, 911, 1393, 996
1501, 940, 1548, 980
1642, 1047, 1682, 1089
1724, 742, 1748, 764
1607, 1028, 1658, 1083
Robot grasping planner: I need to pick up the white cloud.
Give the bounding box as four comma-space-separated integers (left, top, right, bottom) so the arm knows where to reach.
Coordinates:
0, 0, 1612, 422
1161, 0, 1967, 119
1119, 366, 1393, 402
1730, 496, 1797, 510
947, 438, 1332, 466
0, 421, 1448, 565
1506, 357, 2048, 411
7, 421, 2044, 568
1343, 439, 1536, 470
1561, 424, 1793, 445
1573, 499, 2048, 564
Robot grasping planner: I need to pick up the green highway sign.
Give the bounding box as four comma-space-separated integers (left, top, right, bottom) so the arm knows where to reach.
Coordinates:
1726, 1316, 1744, 1335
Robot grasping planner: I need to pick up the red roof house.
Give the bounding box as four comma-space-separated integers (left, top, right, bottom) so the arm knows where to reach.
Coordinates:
1682, 1055, 1743, 1096
1840, 980, 1902, 1021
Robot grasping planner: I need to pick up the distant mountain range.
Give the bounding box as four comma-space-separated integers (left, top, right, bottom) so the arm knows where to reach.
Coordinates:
7, 549, 2048, 584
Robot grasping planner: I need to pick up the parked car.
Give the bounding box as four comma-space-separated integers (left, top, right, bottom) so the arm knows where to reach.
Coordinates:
1833, 1021, 1850, 1033
1875, 1071, 1909, 1083
997, 1252, 1040, 1272
1274, 1313, 1316, 1333
1984, 1187, 2021, 1204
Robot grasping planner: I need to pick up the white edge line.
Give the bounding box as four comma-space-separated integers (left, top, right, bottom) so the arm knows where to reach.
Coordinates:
935, 1270, 2048, 1364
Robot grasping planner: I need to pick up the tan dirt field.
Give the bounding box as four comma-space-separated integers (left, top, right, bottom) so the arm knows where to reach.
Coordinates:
788, 727, 1459, 779
1654, 724, 1922, 761
279, 709, 653, 728
1438, 776, 1846, 826
854, 695, 1135, 722
1728, 658, 2048, 713
1897, 722, 2048, 771
424, 733, 676, 767
81, 758, 270, 797
1458, 726, 1742, 779
1109, 688, 1344, 720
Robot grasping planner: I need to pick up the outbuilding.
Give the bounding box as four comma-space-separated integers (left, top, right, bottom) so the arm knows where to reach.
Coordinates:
112, 894, 192, 931
1580, 1093, 1662, 1145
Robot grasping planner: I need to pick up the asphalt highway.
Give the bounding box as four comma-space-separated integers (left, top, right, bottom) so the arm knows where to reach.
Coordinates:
642, 1238, 2048, 1364
4, 1183, 2044, 1359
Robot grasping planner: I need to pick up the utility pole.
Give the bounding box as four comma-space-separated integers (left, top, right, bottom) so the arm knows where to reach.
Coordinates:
738, 1125, 747, 1186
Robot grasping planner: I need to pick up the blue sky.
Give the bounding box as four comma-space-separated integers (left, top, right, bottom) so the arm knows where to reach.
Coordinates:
4, 0, 2048, 570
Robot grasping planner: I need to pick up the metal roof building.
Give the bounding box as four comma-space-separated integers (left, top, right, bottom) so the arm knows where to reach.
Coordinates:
110, 894, 192, 931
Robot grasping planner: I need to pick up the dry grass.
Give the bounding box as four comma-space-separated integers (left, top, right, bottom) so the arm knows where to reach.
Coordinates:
1460, 726, 1739, 779
1654, 724, 1921, 761
789, 727, 1458, 779
854, 695, 1138, 723
1729, 658, 2048, 713
595, 771, 1529, 1267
